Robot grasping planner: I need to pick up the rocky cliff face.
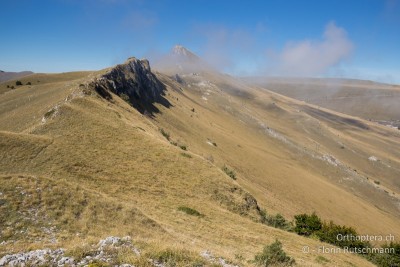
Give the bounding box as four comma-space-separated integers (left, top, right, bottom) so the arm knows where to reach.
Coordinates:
90, 57, 170, 115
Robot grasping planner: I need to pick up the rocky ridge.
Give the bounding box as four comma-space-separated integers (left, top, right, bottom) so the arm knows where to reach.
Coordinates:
89, 57, 169, 114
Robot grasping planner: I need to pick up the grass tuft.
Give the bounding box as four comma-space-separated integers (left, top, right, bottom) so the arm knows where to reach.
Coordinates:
315, 255, 330, 264
150, 248, 206, 267
177, 206, 202, 217
222, 165, 236, 180
160, 128, 170, 141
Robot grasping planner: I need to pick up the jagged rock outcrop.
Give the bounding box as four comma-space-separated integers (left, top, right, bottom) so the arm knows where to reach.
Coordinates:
90, 57, 170, 115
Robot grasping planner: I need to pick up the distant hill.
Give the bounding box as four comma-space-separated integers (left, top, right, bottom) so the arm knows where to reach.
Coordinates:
0, 70, 34, 82
244, 76, 400, 127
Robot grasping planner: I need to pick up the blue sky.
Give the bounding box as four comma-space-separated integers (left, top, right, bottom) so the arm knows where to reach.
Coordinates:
0, 0, 399, 83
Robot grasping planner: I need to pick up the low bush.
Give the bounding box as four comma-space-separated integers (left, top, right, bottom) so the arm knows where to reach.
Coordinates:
16, 80, 23, 86
177, 206, 202, 217
294, 213, 369, 250
294, 213, 322, 236
265, 213, 291, 230
316, 221, 370, 251
179, 144, 187, 151
315, 255, 330, 264
44, 108, 56, 119
254, 239, 295, 266
160, 128, 170, 141
370, 242, 400, 267
292, 213, 400, 266
222, 165, 236, 180
180, 153, 192, 158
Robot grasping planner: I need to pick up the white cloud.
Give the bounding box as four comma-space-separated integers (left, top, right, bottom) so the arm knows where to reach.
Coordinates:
275, 22, 353, 76
192, 24, 256, 73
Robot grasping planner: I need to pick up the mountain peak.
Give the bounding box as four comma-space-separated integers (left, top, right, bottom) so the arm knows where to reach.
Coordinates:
153, 45, 211, 74
171, 45, 200, 62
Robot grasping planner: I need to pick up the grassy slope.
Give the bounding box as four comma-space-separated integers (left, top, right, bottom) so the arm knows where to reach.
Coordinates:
0, 72, 376, 266
152, 71, 400, 241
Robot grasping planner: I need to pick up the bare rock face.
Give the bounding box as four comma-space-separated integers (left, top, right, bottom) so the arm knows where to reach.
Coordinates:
91, 57, 170, 115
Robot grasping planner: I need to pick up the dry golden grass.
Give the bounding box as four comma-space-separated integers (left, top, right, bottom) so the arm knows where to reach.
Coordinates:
0, 67, 391, 266
154, 71, 400, 241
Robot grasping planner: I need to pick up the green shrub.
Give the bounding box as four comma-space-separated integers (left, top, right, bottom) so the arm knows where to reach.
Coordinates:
293, 213, 400, 266
44, 108, 56, 119
254, 239, 295, 266
160, 128, 170, 141
26, 82, 32, 85
294, 213, 322, 236
316, 221, 370, 251
16, 80, 23, 86
259, 209, 268, 223
260, 210, 291, 230
370, 242, 400, 267
181, 153, 192, 158
177, 206, 202, 217
179, 144, 187, 150
266, 213, 291, 230
222, 165, 236, 180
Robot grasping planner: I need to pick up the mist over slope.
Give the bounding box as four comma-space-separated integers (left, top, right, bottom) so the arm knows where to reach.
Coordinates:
245, 76, 400, 128
1, 47, 399, 266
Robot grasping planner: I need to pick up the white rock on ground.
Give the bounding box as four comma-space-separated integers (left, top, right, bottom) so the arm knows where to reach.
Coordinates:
0, 236, 139, 267
369, 156, 378, 162
200, 250, 239, 267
